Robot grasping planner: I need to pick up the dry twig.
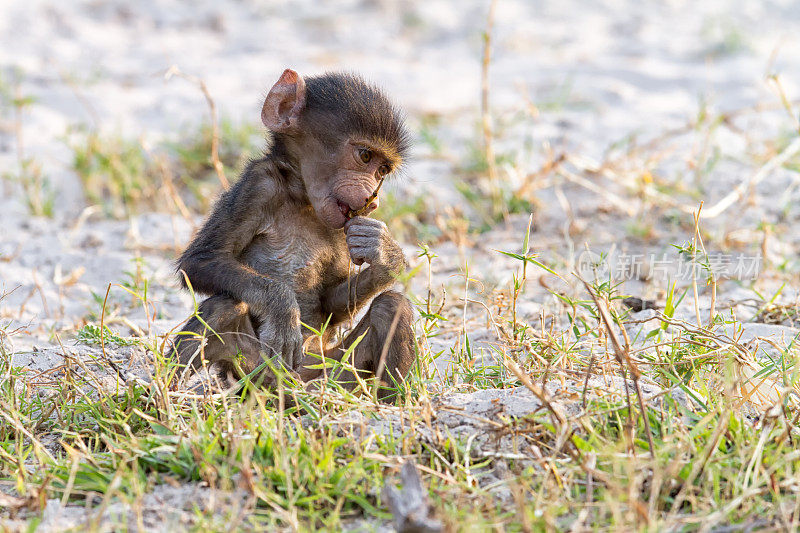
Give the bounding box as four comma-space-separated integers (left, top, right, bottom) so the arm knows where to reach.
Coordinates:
582, 280, 655, 457
481, 0, 500, 203
164, 65, 230, 189
703, 136, 800, 218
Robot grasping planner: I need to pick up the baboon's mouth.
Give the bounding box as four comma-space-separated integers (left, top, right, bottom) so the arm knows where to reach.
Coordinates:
337, 200, 354, 219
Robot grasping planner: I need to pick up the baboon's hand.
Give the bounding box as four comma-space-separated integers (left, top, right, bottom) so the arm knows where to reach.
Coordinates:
344, 216, 404, 272
256, 305, 303, 370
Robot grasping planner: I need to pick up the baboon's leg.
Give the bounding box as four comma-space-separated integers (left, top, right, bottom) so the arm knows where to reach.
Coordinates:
297, 290, 415, 400
171, 295, 263, 376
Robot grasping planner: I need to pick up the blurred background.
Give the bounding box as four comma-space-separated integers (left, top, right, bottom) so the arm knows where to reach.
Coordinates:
2, 0, 799, 218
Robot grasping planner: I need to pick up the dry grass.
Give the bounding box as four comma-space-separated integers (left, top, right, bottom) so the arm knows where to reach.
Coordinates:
2, 211, 800, 530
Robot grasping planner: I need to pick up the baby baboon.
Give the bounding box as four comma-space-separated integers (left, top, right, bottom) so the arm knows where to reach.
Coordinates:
172, 69, 414, 399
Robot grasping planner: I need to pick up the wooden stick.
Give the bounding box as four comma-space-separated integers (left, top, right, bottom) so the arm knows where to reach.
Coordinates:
703, 136, 800, 218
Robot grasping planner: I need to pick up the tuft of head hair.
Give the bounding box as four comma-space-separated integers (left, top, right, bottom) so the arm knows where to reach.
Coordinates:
302, 72, 410, 168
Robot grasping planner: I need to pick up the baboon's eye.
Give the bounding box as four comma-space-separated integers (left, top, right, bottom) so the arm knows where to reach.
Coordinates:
378, 165, 390, 176
359, 149, 372, 164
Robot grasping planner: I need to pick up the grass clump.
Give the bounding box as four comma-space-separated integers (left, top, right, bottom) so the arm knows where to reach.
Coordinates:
171, 118, 260, 181
76, 324, 139, 346
69, 129, 158, 218
0, 70, 55, 217
67, 118, 260, 218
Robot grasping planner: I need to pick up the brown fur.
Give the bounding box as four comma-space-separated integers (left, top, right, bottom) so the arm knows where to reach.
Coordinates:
171, 70, 414, 400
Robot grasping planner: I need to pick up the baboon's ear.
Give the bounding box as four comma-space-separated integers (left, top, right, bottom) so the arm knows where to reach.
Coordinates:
261, 69, 306, 133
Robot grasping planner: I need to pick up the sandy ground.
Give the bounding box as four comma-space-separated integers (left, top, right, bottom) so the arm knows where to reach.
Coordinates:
2, 0, 800, 530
